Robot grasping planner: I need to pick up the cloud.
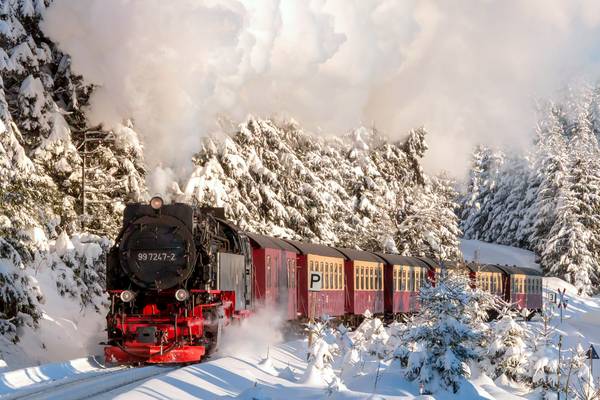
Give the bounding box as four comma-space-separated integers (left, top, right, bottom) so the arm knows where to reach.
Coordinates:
41, 0, 600, 178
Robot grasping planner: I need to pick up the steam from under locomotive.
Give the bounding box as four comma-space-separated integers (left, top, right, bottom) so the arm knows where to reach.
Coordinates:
41, 1, 600, 178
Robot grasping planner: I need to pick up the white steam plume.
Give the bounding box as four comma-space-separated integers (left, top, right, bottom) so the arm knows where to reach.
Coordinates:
41, 0, 600, 180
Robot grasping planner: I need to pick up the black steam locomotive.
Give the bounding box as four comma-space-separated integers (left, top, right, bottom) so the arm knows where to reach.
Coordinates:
105, 197, 253, 363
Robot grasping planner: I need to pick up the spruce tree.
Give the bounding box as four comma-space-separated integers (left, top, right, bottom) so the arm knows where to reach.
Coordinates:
403, 270, 484, 393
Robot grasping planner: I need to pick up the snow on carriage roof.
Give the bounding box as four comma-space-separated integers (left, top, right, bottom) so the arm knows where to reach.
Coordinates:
245, 232, 298, 252
281, 239, 345, 258
373, 253, 433, 267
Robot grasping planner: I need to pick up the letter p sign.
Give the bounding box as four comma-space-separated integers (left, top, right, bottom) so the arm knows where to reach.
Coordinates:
309, 272, 323, 291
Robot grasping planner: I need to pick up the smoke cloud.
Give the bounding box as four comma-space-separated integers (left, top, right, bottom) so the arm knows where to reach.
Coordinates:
41, 0, 600, 180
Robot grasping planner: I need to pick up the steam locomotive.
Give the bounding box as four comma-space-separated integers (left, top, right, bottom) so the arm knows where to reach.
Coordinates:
104, 198, 543, 364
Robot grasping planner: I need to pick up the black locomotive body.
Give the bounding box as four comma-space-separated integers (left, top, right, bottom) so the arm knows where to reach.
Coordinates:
105, 198, 253, 363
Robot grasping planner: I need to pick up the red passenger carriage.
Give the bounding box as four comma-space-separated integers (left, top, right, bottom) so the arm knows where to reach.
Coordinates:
246, 232, 298, 319
283, 240, 346, 319
377, 255, 432, 314
496, 265, 543, 311
335, 248, 385, 315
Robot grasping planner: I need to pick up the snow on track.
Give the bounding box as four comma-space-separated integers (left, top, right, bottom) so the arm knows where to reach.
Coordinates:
1, 365, 177, 400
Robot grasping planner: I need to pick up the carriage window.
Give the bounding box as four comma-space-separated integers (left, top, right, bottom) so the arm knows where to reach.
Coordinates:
520, 278, 524, 294
332, 263, 337, 290
330, 263, 334, 289
401, 268, 406, 291
414, 269, 420, 291
328, 263, 332, 289
324, 263, 329, 289
329, 263, 334, 289
291, 261, 295, 288
372, 266, 376, 290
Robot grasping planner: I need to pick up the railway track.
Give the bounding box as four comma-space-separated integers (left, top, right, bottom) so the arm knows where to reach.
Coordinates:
2, 365, 177, 400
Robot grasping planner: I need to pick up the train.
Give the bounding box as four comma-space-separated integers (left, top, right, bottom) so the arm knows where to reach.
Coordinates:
104, 198, 543, 364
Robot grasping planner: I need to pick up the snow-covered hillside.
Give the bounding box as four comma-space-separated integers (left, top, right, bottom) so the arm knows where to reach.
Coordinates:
461, 239, 540, 271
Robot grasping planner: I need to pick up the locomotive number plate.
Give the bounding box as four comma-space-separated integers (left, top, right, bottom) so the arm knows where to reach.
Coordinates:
136, 252, 177, 262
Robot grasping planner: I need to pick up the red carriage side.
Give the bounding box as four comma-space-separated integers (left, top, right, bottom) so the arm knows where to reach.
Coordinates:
246, 232, 298, 320
283, 240, 346, 319
334, 248, 385, 316
377, 254, 432, 314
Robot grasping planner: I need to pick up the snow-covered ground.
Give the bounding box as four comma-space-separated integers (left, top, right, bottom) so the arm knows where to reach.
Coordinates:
3, 239, 600, 399
4, 279, 599, 400
0, 339, 524, 400
0, 233, 107, 372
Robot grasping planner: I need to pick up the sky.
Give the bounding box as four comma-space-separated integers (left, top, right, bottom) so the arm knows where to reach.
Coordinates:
41, 0, 600, 185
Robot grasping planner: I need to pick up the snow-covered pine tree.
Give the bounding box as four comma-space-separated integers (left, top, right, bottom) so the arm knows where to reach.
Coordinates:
0, 0, 147, 345
185, 118, 460, 254
303, 319, 342, 388
482, 156, 531, 247
394, 174, 461, 260
1, 0, 146, 236
540, 94, 600, 295
564, 344, 595, 400
403, 269, 486, 393
485, 310, 530, 382
459, 145, 504, 241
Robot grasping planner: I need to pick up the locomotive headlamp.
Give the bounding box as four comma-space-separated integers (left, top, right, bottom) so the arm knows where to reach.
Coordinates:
175, 288, 189, 302
120, 290, 136, 303
150, 196, 164, 210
